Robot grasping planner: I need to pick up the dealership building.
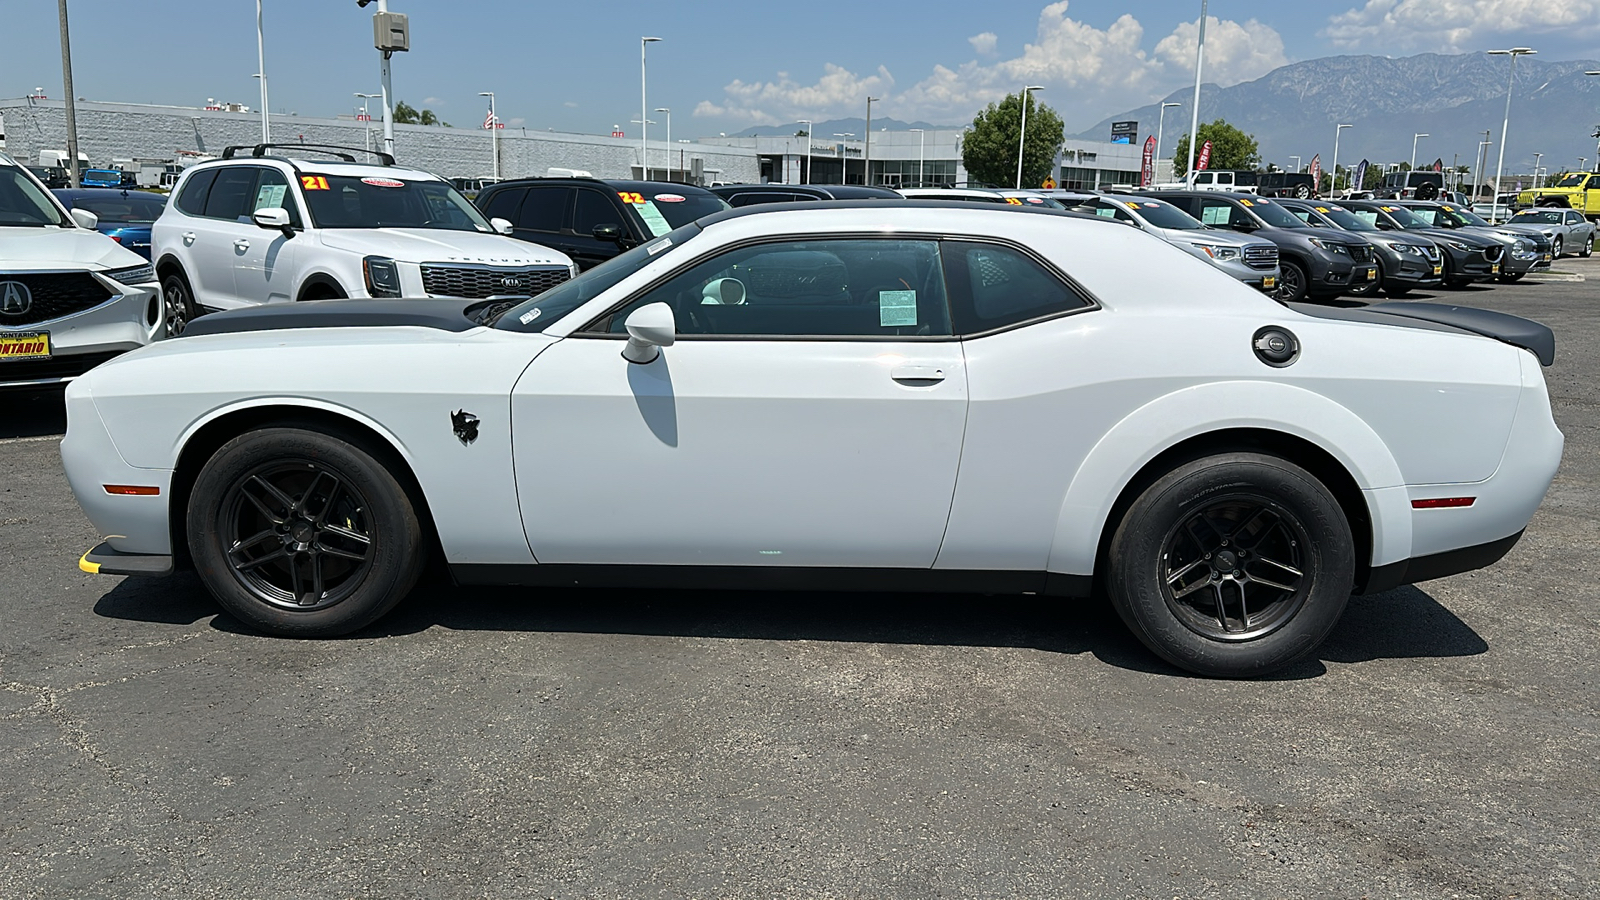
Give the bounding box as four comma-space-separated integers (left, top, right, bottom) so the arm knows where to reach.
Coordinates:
0, 97, 761, 185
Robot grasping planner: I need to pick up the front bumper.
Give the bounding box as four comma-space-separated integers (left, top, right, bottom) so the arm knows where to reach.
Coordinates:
0, 276, 162, 388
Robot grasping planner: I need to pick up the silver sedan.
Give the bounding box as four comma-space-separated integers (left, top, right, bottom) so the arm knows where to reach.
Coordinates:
1505, 209, 1596, 258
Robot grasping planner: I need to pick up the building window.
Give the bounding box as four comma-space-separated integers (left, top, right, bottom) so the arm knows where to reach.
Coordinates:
870, 159, 955, 188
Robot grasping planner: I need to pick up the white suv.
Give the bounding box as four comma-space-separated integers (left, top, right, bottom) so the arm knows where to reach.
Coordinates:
152, 145, 574, 332
0, 152, 163, 388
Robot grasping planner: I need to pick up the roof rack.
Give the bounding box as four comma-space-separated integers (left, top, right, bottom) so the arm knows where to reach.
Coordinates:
221, 143, 395, 166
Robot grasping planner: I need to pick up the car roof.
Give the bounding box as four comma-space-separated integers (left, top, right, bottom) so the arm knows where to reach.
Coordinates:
898, 187, 1007, 198
1135, 190, 1263, 201
693, 197, 1105, 231
487, 177, 718, 196
188, 157, 441, 181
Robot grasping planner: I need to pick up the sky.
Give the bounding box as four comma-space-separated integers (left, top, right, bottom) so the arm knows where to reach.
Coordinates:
5, 0, 1600, 137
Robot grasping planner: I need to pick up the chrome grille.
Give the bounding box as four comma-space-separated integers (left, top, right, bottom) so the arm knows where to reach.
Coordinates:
0, 272, 114, 327
1243, 246, 1279, 270
419, 265, 570, 299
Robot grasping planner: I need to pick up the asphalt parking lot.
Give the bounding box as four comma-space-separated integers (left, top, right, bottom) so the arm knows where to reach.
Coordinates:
2, 265, 1597, 899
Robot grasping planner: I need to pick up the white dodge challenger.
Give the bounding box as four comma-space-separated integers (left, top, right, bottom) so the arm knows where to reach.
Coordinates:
62, 202, 1563, 677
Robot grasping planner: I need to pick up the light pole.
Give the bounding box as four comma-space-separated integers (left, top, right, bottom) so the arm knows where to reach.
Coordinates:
655, 108, 671, 180
356, 92, 379, 154
254, 0, 271, 143
56, 0, 81, 188
640, 36, 661, 180
797, 119, 812, 184
833, 133, 854, 185
478, 91, 498, 182
1015, 85, 1043, 189
1184, 0, 1209, 186
1474, 130, 1492, 200
1587, 72, 1600, 169
372, 0, 400, 158
1156, 101, 1181, 169
1533, 151, 1543, 188
1410, 133, 1428, 169
1331, 123, 1352, 196
1488, 47, 1536, 221
865, 96, 879, 186
909, 128, 925, 187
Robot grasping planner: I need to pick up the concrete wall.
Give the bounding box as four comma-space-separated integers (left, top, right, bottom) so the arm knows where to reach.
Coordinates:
0, 99, 759, 184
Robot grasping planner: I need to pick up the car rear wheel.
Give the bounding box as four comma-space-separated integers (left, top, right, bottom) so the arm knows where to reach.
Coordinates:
1273, 260, 1309, 303
1106, 452, 1355, 678
1293, 184, 1311, 199
187, 427, 426, 637
1582, 235, 1594, 258
161, 271, 199, 337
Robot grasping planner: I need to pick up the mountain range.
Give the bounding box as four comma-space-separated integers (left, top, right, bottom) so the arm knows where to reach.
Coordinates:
1076, 53, 1600, 177
733, 117, 950, 137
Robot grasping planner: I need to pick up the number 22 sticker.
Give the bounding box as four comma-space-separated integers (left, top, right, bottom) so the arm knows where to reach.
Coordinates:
618, 191, 645, 204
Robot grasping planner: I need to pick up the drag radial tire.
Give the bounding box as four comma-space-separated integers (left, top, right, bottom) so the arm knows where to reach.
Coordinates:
1106, 453, 1355, 678
187, 427, 426, 637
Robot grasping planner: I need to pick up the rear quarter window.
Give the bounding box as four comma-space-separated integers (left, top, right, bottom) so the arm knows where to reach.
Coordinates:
943, 240, 1092, 335
174, 169, 217, 215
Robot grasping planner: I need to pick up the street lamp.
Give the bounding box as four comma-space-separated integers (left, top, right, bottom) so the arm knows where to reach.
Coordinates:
1533, 151, 1543, 189
1331, 123, 1352, 197
655, 108, 671, 180
833, 133, 854, 185
1487, 47, 1537, 221
255, 0, 270, 143
1184, 0, 1209, 186
865, 96, 879, 186
1015, 85, 1044, 189
1156, 101, 1181, 169
640, 36, 662, 180
909, 128, 925, 187
797, 119, 812, 184
355, 92, 379, 154
478, 91, 498, 182
1410, 133, 1428, 170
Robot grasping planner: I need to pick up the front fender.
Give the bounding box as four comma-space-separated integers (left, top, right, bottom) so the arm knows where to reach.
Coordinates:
1045, 381, 1410, 576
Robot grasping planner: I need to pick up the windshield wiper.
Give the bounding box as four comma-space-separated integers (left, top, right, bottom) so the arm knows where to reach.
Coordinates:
465, 298, 524, 327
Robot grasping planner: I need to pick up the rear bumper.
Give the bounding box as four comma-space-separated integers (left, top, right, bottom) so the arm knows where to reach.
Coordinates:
1361, 531, 1522, 594
60, 380, 174, 555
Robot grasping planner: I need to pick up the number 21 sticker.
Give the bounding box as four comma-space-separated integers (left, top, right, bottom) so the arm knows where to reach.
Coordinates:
301, 175, 331, 191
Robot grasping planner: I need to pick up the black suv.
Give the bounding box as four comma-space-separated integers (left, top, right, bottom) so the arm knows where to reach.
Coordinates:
711, 183, 901, 207
1374, 171, 1444, 200
1146, 191, 1378, 302
1277, 199, 1443, 298
1256, 172, 1317, 199
475, 179, 729, 271
1337, 201, 1504, 287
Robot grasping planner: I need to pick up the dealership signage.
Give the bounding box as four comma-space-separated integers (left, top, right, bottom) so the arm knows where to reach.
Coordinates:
1196, 140, 1213, 171
1110, 121, 1138, 145
1140, 135, 1156, 186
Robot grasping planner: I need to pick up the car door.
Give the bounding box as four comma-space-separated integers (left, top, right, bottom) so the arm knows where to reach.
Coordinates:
232, 166, 300, 304
512, 236, 968, 568
512, 185, 575, 261
570, 187, 636, 270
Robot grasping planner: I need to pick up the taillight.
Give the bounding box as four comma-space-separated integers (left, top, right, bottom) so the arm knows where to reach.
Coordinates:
1412, 497, 1475, 509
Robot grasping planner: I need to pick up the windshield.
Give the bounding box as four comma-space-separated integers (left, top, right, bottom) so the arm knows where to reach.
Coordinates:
0, 166, 71, 227
301, 174, 492, 231
621, 190, 730, 237
1369, 205, 1429, 228
1511, 211, 1562, 224
1441, 206, 1490, 227
1317, 206, 1377, 231
1553, 173, 1588, 187
61, 190, 167, 224
489, 223, 701, 331
1244, 197, 1307, 229
1124, 198, 1205, 230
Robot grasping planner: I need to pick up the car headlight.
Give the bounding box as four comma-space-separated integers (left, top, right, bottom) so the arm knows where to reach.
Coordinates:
569, 262, 579, 279
1442, 240, 1471, 252
1510, 239, 1536, 260
1389, 243, 1423, 255
1307, 238, 1348, 254
1192, 243, 1241, 261
363, 256, 402, 298
103, 263, 156, 285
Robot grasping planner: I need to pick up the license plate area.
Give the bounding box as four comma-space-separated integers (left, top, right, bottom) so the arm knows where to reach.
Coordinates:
1262, 276, 1277, 290
0, 331, 51, 361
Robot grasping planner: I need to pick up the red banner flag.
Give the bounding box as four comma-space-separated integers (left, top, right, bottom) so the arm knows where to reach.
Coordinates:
1140, 135, 1157, 187
1197, 140, 1213, 172
1308, 153, 1322, 189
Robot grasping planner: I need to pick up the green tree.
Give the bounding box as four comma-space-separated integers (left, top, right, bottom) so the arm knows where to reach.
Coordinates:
391, 101, 448, 127
960, 92, 1064, 188
1171, 119, 1261, 176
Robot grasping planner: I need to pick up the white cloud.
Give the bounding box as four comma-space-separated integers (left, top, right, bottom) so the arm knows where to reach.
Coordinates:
563, 101, 579, 108
1323, 0, 1600, 51
423, 96, 445, 106
507, 117, 527, 127
693, 2, 1287, 126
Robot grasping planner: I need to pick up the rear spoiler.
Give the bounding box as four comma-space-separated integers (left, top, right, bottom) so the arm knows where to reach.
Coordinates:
1360, 302, 1555, 366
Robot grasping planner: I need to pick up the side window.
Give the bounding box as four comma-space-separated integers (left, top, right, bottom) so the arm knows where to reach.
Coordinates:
1195, 172, 1214, 185
588, 238, 951, 338
517, 186, 571, 233
202, 167, 259, 222
573, 189, 624, 236
1289, 208, 1313, 223
1093, 200, 1135, 224
1198, 200, 1234, 227
1217, 173, 1234, 186
174, 169, 217, 216
1567, 211, 1584, 225
251, 168, 301, 227
943, 241, 1091, 334
479, 187, 526, 222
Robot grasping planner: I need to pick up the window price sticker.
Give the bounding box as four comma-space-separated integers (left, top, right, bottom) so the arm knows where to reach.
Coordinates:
879, 290, 917, 326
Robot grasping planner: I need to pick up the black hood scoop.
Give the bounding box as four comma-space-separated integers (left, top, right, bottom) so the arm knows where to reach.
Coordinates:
182, 299, 480, 338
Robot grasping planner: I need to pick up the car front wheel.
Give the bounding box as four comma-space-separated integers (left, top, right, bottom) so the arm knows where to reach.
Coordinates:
1273, 260, 1309, 303
187, 427, 426, 637
1106, 452, 1355, 678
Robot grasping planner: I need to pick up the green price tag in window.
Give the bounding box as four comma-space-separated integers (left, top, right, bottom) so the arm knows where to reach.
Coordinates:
879, 290, 917, 326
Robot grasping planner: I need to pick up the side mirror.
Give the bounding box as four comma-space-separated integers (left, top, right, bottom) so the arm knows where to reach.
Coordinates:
70, 207, 99, 230
621, 302, 676, 364
252, 207, 295, 238
592, 223, 623, 242
1232, 219, 1259, 232
490, 216, 514, 236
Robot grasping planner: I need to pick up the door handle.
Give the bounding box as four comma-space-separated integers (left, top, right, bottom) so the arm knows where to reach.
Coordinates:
181, 231, 196, 245
233, 240, 250, 252
891, 365, 946, 386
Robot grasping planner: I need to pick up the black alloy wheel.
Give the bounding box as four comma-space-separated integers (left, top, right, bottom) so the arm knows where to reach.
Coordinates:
188, 427, 425, 637
161, 272, 198, 336
1107, 452, 1354, 677
1273, 260, 1309, 303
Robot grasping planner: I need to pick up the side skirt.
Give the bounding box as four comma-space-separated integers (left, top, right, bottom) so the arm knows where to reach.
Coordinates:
450, 563, 1093, 598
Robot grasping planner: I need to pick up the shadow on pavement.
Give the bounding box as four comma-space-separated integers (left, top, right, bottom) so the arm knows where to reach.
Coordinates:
1, 388, 67, 439
91, 571, 1488, 680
